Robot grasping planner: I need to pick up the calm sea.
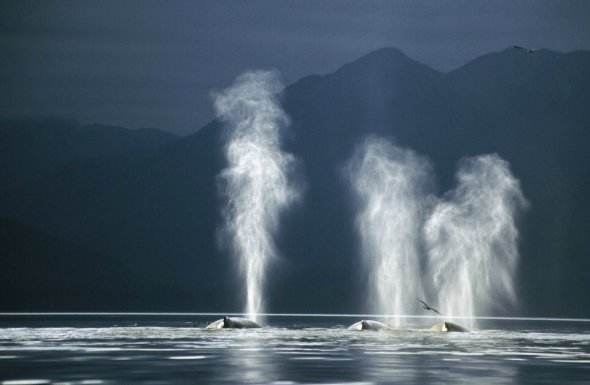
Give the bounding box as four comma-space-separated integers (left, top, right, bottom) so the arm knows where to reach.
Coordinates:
1, 314, 589, 384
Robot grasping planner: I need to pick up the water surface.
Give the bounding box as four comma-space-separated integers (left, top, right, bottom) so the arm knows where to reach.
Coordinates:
1, 315, 589, 384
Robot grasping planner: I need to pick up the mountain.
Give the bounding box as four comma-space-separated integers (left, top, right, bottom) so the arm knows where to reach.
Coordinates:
1, 122, 235, 311
282, 47, 590, 316
0, 118, 178, 193
1, 47, 589, 317
0, 217, 193, 311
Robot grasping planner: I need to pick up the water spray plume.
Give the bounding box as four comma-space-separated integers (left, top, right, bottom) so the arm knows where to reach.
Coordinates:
214, 70, 301, 323
347, 136, 527, 330
425, 154, 527, 328
347, 136, 433, 327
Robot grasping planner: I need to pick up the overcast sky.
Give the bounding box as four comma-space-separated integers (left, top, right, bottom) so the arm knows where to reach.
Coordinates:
1, 1, 589, 134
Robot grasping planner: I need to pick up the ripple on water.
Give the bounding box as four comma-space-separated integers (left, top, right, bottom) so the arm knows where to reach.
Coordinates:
1, 322, 590, 384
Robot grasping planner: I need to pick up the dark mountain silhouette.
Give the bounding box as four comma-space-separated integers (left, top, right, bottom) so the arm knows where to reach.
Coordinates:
0, 118, 178, 193
1, 47, 589, 317
0, 217, 194, 311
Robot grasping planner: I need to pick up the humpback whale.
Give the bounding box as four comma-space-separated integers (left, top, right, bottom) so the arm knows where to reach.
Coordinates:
205, 316, 261, 329
428, 321, 469, 332
347, 320, 389, 331
348, 319, 468, 332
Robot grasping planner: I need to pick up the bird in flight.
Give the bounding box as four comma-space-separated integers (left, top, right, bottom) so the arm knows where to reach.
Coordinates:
513, 45, 536, 53
418, 299, 441, 315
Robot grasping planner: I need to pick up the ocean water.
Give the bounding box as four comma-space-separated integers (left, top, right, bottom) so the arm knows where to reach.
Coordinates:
1, 314, 589, 384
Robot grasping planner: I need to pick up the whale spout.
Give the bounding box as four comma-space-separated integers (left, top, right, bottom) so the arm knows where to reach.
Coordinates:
429, 321, 468, 332
348, 320, 389, 331
205, 316, 262, 329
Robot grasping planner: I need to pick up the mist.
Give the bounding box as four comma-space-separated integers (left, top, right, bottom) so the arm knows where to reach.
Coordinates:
347, 136, 433, 327
347, 136, 527, 328
214, 70, 301, 322
425, 154, 528, 328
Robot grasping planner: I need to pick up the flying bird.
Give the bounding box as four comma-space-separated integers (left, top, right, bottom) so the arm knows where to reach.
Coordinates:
418, 299, 441, 315
513, 45, 536, 53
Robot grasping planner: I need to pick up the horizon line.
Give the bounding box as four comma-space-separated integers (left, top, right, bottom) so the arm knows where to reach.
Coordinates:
1, 312, 590, 323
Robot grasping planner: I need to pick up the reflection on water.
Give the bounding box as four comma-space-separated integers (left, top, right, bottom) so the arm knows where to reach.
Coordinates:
0, 315, 589, 384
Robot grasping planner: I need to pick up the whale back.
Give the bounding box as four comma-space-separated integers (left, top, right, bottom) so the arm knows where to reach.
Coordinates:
205, 316, 261, 329
429, 321, 468, 332
348, 319, 389, 331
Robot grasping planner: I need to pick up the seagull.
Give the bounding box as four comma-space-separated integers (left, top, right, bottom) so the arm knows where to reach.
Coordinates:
513, 45, 536, 53
418, 299, 441, 315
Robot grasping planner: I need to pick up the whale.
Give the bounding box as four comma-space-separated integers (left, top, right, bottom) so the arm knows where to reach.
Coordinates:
205, 316, 262, 329
348, 319, 468, 332
347, 319, 389, 331
428, 321, 469, 332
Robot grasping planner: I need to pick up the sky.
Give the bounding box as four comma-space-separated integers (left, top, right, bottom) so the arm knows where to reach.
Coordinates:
1, 0, 589, 135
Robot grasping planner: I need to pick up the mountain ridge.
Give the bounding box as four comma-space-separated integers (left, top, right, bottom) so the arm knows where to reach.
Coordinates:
1, 46, 589, 316
0, 118, 179, 193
